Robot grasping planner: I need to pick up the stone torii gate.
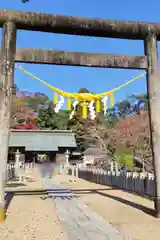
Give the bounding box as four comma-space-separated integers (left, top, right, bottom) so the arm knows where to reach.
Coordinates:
0, 9, 160, 220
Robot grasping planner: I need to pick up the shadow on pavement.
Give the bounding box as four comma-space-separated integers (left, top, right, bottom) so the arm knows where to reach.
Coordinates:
5, 192, 14, 219
6, 182, 26, 188
73, 188, 155, 217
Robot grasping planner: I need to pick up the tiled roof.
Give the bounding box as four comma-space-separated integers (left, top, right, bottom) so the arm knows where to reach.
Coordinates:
9, 130, 76, 151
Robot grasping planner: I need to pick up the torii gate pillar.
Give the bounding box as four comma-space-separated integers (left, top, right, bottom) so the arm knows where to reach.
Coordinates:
145, 34, 160, 217
0, 21, 16, 222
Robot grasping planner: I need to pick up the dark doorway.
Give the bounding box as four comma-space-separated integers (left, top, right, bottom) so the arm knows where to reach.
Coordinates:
26, 151, 56, 163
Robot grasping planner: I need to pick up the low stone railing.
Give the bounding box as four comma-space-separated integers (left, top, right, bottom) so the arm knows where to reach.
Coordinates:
6, 163, 15, 181
6, 162, 35, 182
69, 167, 155, 199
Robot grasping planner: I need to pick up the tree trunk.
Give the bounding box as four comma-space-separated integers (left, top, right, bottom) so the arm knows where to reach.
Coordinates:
144, 34, 160, 217
0, 21, 16, 223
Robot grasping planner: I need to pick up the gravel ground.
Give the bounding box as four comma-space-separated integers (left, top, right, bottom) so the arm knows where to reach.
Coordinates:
0, 167, 68, 240
0, 195, 67, 240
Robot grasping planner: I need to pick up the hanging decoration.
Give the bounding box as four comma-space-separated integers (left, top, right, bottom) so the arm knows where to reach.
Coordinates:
101, 96, 108, 116
17, 65, 146, 120
89, 100, 96, 120
54, 95, 65, 113
69, 100, 79, 119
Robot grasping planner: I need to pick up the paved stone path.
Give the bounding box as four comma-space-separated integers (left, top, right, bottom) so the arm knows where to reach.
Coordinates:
42, 178, 125, 240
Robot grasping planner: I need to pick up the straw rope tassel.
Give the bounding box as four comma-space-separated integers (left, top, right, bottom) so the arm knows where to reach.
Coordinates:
110, 93, 114, 107
96, 100, 101, 113
67, 98, 72, 111
82, 103, 88, 119
53, 92, 58, 105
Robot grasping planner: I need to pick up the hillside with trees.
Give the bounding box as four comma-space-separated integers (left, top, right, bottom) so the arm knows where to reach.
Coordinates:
11, 85, 151, 171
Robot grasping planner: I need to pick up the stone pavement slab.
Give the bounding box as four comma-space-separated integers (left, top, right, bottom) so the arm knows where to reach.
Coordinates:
42, 178, 125, 240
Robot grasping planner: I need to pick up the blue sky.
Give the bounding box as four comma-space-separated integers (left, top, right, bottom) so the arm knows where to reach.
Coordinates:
0, 0, 160, 104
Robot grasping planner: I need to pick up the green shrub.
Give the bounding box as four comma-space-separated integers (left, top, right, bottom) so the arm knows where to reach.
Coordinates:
115, 148, 134, 169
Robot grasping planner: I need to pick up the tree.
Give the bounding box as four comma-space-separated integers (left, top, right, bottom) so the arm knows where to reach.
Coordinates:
106, 94, 149, 125
52, 110, 70, 130
108, 110, 152, 171
116, 99, 132, 118
114, 148, 134, 170
37, 101, 56, 129
37, 101, 69, 130
11, 89, 42, 128
13, 119, 38, 129
11, 91, 33, 127
133, 93, 148, 113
